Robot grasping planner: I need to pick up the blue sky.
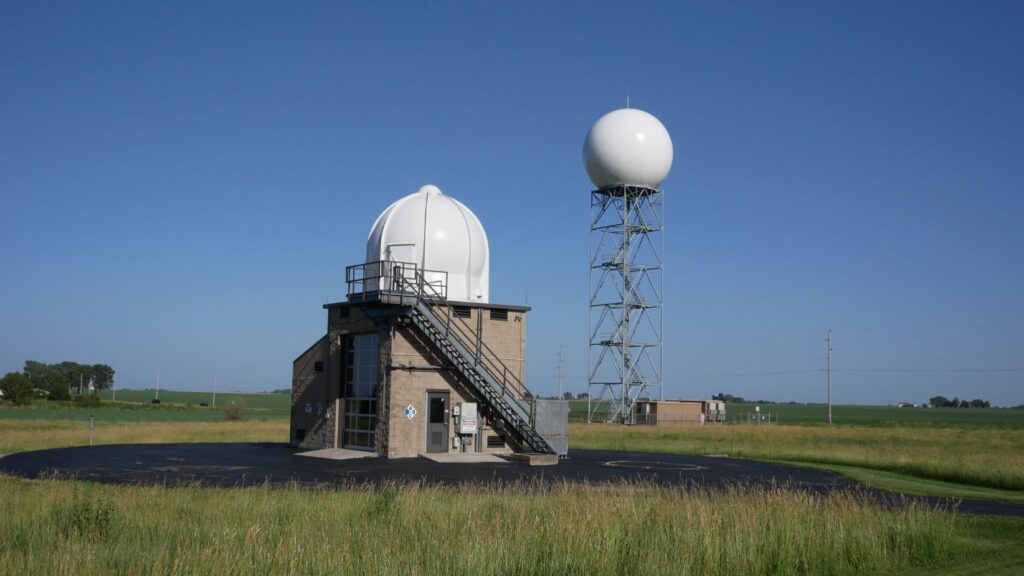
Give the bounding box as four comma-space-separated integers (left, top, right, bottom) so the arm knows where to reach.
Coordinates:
1, 1, 1022, 405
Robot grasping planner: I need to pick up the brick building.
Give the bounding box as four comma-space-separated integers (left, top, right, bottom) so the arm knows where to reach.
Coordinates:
291, 186, 565, 458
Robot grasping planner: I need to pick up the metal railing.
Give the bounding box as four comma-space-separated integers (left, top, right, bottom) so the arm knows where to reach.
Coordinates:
346, 261, 448, 302
399, 270, 530, 403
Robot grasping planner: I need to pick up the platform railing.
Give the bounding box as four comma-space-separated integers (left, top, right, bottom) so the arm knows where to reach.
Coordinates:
345, 261, 448, 302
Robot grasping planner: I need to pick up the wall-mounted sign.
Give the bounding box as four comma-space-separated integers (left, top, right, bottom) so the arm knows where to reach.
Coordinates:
459, 403, 478, 434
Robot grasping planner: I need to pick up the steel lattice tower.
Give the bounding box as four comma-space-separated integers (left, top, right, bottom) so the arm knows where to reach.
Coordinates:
587, 184, 663, 424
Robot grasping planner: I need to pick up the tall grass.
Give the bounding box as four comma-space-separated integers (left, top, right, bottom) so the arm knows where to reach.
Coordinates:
571, 423, 1024, 491
0, 419, 288, 455
0, 475, 967, 576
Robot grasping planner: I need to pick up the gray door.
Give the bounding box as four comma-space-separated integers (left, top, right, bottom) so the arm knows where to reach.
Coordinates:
426, 392, 449, 453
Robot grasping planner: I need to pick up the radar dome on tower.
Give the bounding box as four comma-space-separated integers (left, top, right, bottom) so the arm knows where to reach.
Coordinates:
583, 108, 673, 189
366, 185, 490, 303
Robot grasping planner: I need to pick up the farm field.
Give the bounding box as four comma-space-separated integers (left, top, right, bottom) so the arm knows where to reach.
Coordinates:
98, 388, 290, 411
0, 405, 287, 423
0, 390, 289, 424
569, 400, 1024, 427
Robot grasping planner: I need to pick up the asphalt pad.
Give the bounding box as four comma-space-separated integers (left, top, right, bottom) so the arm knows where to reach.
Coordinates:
1, 443, 1021, 517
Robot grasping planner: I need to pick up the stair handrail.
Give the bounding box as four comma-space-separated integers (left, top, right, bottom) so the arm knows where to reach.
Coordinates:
394, 268, 530, 402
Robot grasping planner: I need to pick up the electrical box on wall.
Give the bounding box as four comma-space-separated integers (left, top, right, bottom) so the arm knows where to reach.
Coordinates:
458, 403, 478, 435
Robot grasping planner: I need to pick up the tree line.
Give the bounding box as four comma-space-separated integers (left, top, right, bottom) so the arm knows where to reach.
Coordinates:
929, 396, 991, 409
1, 360, 115, 405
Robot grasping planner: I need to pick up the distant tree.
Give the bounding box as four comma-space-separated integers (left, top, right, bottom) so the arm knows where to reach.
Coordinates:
929, 395, 950, 407
21, 360, 115, 398
576, 392, 589, 400
712, 393, 746, 403
562, 392, 574, 400
969, 399, 990, 409
1, 372, 34, 405
91, 364, 115, 390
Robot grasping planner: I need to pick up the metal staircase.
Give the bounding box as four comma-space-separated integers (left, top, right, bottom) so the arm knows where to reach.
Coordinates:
347, 261, 556, 455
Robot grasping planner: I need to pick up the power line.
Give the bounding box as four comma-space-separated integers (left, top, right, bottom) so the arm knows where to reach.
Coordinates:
834, 368, 1023, 373
674, 367, 1023, 378
684, 369, 823, 378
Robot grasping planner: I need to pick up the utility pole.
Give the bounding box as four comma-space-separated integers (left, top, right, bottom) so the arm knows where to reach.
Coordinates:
155, 371, 160, 401
827, 329, 832, 425
557, 347, 563, 399
112, 374, 116, 403
212, 370, 218, 409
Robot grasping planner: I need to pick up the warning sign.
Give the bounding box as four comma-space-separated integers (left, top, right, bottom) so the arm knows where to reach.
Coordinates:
459, 403, 478, 434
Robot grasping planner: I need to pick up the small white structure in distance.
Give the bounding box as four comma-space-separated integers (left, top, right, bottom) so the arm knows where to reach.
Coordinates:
366, 184, 490, 303
583, 108, 674, 189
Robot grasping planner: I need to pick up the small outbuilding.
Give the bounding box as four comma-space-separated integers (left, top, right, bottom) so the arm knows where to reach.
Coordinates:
633, 400, 727, 426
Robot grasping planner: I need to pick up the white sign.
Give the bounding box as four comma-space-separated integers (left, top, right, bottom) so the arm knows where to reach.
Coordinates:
404, 405, 417, 419
459, 403, 478, 434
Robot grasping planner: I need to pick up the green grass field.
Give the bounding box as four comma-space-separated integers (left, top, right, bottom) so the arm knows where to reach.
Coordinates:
0, 390, 289, 423
98, 388, 289, 410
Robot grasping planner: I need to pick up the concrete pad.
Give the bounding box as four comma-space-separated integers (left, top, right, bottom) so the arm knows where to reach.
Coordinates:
503, 453, 559, 466
418, 452, 507, 463
296, 448, 376, 461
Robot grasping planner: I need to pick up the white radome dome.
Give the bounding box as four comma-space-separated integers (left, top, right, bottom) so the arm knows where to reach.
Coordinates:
583, 108, 673, 189
366, 185, 489, 303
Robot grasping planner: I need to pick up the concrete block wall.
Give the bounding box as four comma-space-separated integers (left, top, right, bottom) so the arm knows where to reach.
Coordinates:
385, 305, 529, 458
292, 300, 529, 457
291, 335, 333, 449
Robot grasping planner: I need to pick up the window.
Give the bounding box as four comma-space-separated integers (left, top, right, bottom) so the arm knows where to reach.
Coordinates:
489, 309, 508, 321
342, 334, 379, 450
452, 306, 472, 318
344, 334, 379, 398
313, 361, 324, 373
429, 395, 446, 424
